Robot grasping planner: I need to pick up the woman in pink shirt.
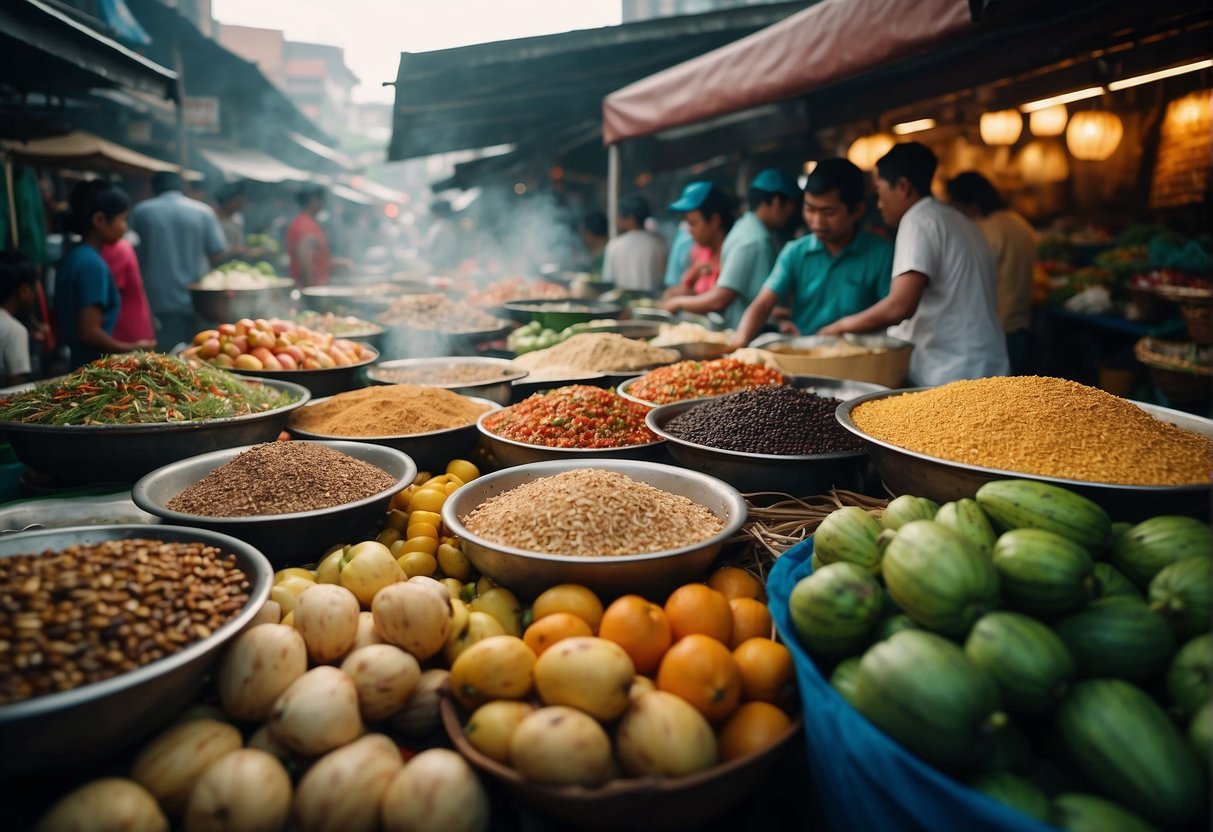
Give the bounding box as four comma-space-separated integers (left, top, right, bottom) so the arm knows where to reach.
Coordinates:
101, 238, 155, 343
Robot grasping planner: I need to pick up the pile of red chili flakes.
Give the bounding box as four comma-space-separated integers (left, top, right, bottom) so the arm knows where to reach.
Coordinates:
626, 358, 786, 405
482, 385, 657, 449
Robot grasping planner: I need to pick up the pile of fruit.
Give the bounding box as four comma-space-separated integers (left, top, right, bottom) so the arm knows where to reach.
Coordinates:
181, 318, 377, 371
788, 479, 1211, 830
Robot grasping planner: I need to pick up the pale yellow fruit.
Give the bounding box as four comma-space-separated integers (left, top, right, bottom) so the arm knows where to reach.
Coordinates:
340, 644, 421, 722
130, 719, 243, 815
351, 610, 384, 651
463, 700, 535, 764
294, 734, 401, 832
293, 583, 360, 664
35, 778, 166, 832
445, 611, 506, 664
339, 541, 405, 607
388, 669, 449, 737
509, 707, 613, 786
183, 749, 291, 832
269, 667, 363, 757
218, 623, 308, 722
533, 637, 635, 720
372, 581, 451, 660
449, 635, 536, 709
381, 748, 489, 832
616, 690, 718, 777
469, 587, 523, 637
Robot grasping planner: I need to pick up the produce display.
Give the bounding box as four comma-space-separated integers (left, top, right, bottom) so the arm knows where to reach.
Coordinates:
291, 311, 384, 339
464, 278, 567, 307
512, 333, 678, 376
787, 479, 1212, 829
376, 295, 508, 333
0, 353, 295, 425
481, 385, 657, 449
195, 260, 289, 289
625, 358, 786, 405
289, 385, 492, 436
0, 539, 249, 704
181, 318, 377, 372
850, 376, 1212, 485
666, 386, 860, 455
460, 468, 724, 556
166, 442, 398, 517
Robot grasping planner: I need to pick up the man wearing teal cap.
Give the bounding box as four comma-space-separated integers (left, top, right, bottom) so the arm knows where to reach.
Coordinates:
661, 169, 799, 329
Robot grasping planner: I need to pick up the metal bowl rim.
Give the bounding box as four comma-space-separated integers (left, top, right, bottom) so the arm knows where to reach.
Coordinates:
760, 332, 914, 354
442, 458, 746, 564
0, 524, 271, 721
291, 314, 387, 339
289, 393, 501, 440
501, 299, 625, 315
0, 377, 311, 435
366, 356, 530, 388
836, 387, 1213, 494
187, 281, 294, 292
131, 439, 415, 523
476, 406, 665, 455
615, 367, 799, 407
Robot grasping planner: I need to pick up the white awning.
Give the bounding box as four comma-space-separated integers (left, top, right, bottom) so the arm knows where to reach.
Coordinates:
4, 130, 199, 178
328, 182, 376, 206
198, 146, 312, 184
287, 131, 355, 171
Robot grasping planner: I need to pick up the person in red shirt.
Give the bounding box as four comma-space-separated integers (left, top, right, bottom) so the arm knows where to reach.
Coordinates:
101, 237, 155, 343
286, 185, 331, 287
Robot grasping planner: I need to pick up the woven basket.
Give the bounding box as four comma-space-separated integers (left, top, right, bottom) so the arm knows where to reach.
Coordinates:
1181, 301, 1212, 345
1153, 283, 1212, 303
1134, 337, 1212, 404
1129, 286, 1170, 323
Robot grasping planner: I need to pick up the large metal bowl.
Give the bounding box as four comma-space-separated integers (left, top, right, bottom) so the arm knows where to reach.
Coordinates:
617, 366, 792, 407
379, 323, 515, 361
441, 459, 746, 599
365, 357, 528, 406
0, 524, 272, 774
227, 346, 378, 398
837, 390, 1213, 520
501, 299, 626, 331
300, 282, 434, 315
645, 376, 887, 497
476, 408, 666, 469
188, 282, 296, 323
288, 394, 499, 472
0, 378, 309, 485
131, 440, 416, 564
755, 333, 914, 388
509, 371, 611, 402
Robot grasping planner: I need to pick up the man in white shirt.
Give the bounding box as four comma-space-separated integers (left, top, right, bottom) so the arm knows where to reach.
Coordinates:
821, 142, 1009, 386
602, 194, 668, 294
0, 251, 36, 385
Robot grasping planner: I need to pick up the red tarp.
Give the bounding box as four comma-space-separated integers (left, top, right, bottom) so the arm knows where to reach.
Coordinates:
602, 0, 974, 144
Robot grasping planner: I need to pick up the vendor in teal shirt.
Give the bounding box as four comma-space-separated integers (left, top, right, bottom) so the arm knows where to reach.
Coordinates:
661, 169, 800, 328
731, 158, 893, 347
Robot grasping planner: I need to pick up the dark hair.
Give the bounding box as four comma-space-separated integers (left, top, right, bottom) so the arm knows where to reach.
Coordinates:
151, 171, 183, 195
805, 158, 866, 208
945, 171, 1006, 216
295, 185, 325, 209
67, 180, 130, 236
0, 250, 38, 304
695, 186, 736, 235
875, 142, 936, 197
582, 210, 608, 238
618, 194, 650, 224
215, 180, 247, 206
747, 188, 788, 211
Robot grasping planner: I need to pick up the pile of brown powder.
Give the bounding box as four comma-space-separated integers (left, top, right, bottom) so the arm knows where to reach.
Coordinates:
461, 469, 725, 556
167, 442, 398, 516
850, 376, 1212, 486
289, 384, 492, 436
513, 333, 678, 374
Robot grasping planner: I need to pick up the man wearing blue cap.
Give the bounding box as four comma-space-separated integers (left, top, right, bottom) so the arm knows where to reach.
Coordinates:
661, 169, 800, 329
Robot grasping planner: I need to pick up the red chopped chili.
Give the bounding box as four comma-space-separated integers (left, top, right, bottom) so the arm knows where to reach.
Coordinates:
627, 359, 786, 404
483, 385, 657, 449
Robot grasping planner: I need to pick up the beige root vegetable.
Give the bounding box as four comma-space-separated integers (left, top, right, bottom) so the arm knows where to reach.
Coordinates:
508, 706, 613, 787
351, 610, 384, 651
130, 719, 243, 815
616, 690, 718, 776
217, 623, 307, 722
388, 669, 449, 737
248, 598, 282, 628
183, 749, 292, 832
381, 748, 489, 832
269, 666, 363, 756
340, 644, 421, 722
372, 581, 451, 660
293, 733, 402, 832
294, 583, 360, 664
35, 778, 167, 832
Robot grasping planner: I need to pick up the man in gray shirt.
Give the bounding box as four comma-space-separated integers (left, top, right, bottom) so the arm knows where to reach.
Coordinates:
128, 171, 227, 350
602, 194, 668, 295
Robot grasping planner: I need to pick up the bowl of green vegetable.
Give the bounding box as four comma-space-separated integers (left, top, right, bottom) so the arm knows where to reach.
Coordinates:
0, 353, 309, 485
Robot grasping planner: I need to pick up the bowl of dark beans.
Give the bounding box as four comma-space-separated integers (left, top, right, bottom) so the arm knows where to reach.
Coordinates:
645, 377, 886, 498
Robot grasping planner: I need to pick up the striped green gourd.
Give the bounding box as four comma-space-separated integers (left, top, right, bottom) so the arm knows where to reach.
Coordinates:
1051, 793, 1160, 832
1166, 633, 1211, 722
882, 520, 1000, 638
1052, 597, 1176, 681
813, 506, 883, 573
1091, 563, 1142, 601
829, 655, 862, 706
1148, 555, 1212, 639
968, 773, 1052, 824
788, 561, 882, 659
991, 528, 1098, 618
1190, 702, 1211, 771
935, 498, 997, 557
975, 479, 1111, 552
880, 494, 940, 530
1110, 515, 1213, 589
965, 612, 1075, 714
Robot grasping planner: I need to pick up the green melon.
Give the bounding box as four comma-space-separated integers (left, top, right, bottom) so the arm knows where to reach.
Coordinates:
965, 612, 1075, 714
1148, 555, 1212, 639
935, 498, 997, 557
991, 528, 1097, 618
881, 494, 940, 530
1052, 597, 1176, 681
1190, 702, 1211, 772
1051, 793, 1160, 832
814, 506, 882, 572
1091, 563, 1142, 601
1110, 515, 1213, 589
788, 561, 882, 659
829, 655, 862, 706
1166, 633, 1211, 721
969, 772, 1052, 823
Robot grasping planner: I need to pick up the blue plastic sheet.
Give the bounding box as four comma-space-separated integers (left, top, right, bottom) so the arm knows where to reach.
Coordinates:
767, 539, 1058, 832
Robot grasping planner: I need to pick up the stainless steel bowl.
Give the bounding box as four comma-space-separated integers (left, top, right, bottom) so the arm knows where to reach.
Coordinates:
576, 320, 663, 339
288, 394, 499, 472
617, 367, 791, 407
188, 282, 296, 323
227, 346, 378, 398
509, 372, 611, 402
837, 390, 1213, 520
644, 376, 887, 497
131, 440, 416, 564
441, 459, 746, 599
476, 408, 666, 468
365, 357, 528, 406
0, 524, 272, 773
0, 378, 309, 485
379, 323, 514, 360
300, 283, 432, 315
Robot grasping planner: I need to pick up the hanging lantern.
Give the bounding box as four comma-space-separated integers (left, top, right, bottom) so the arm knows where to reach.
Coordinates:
979, 110, 1023, 145
1017, 141, 1069, 184
1066, 111, 1124, 161
846, 133, 896, 170
1029, 104, 1068, 137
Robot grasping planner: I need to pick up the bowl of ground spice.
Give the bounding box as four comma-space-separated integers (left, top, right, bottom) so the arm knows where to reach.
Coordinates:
131, 440, 416, 563
0, 524, 271, 773
838, 376, 1213, 519
442, 460, 746, 599
287, 385, 498, 471
618, 358, 789, 406
478, 385, 666, 468
646, 380, 882, 498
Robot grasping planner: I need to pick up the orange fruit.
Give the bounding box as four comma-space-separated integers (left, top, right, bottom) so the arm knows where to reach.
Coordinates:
728, 598, 772, 647
732, 637, 795, 707
523, 612, 593, 657
599, 595, 673, 675
531, 584, 604, 633
664, 584, 733, 644
656, 633, 742, 723
707, 566, 764, 602
717, 701, 793, 762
